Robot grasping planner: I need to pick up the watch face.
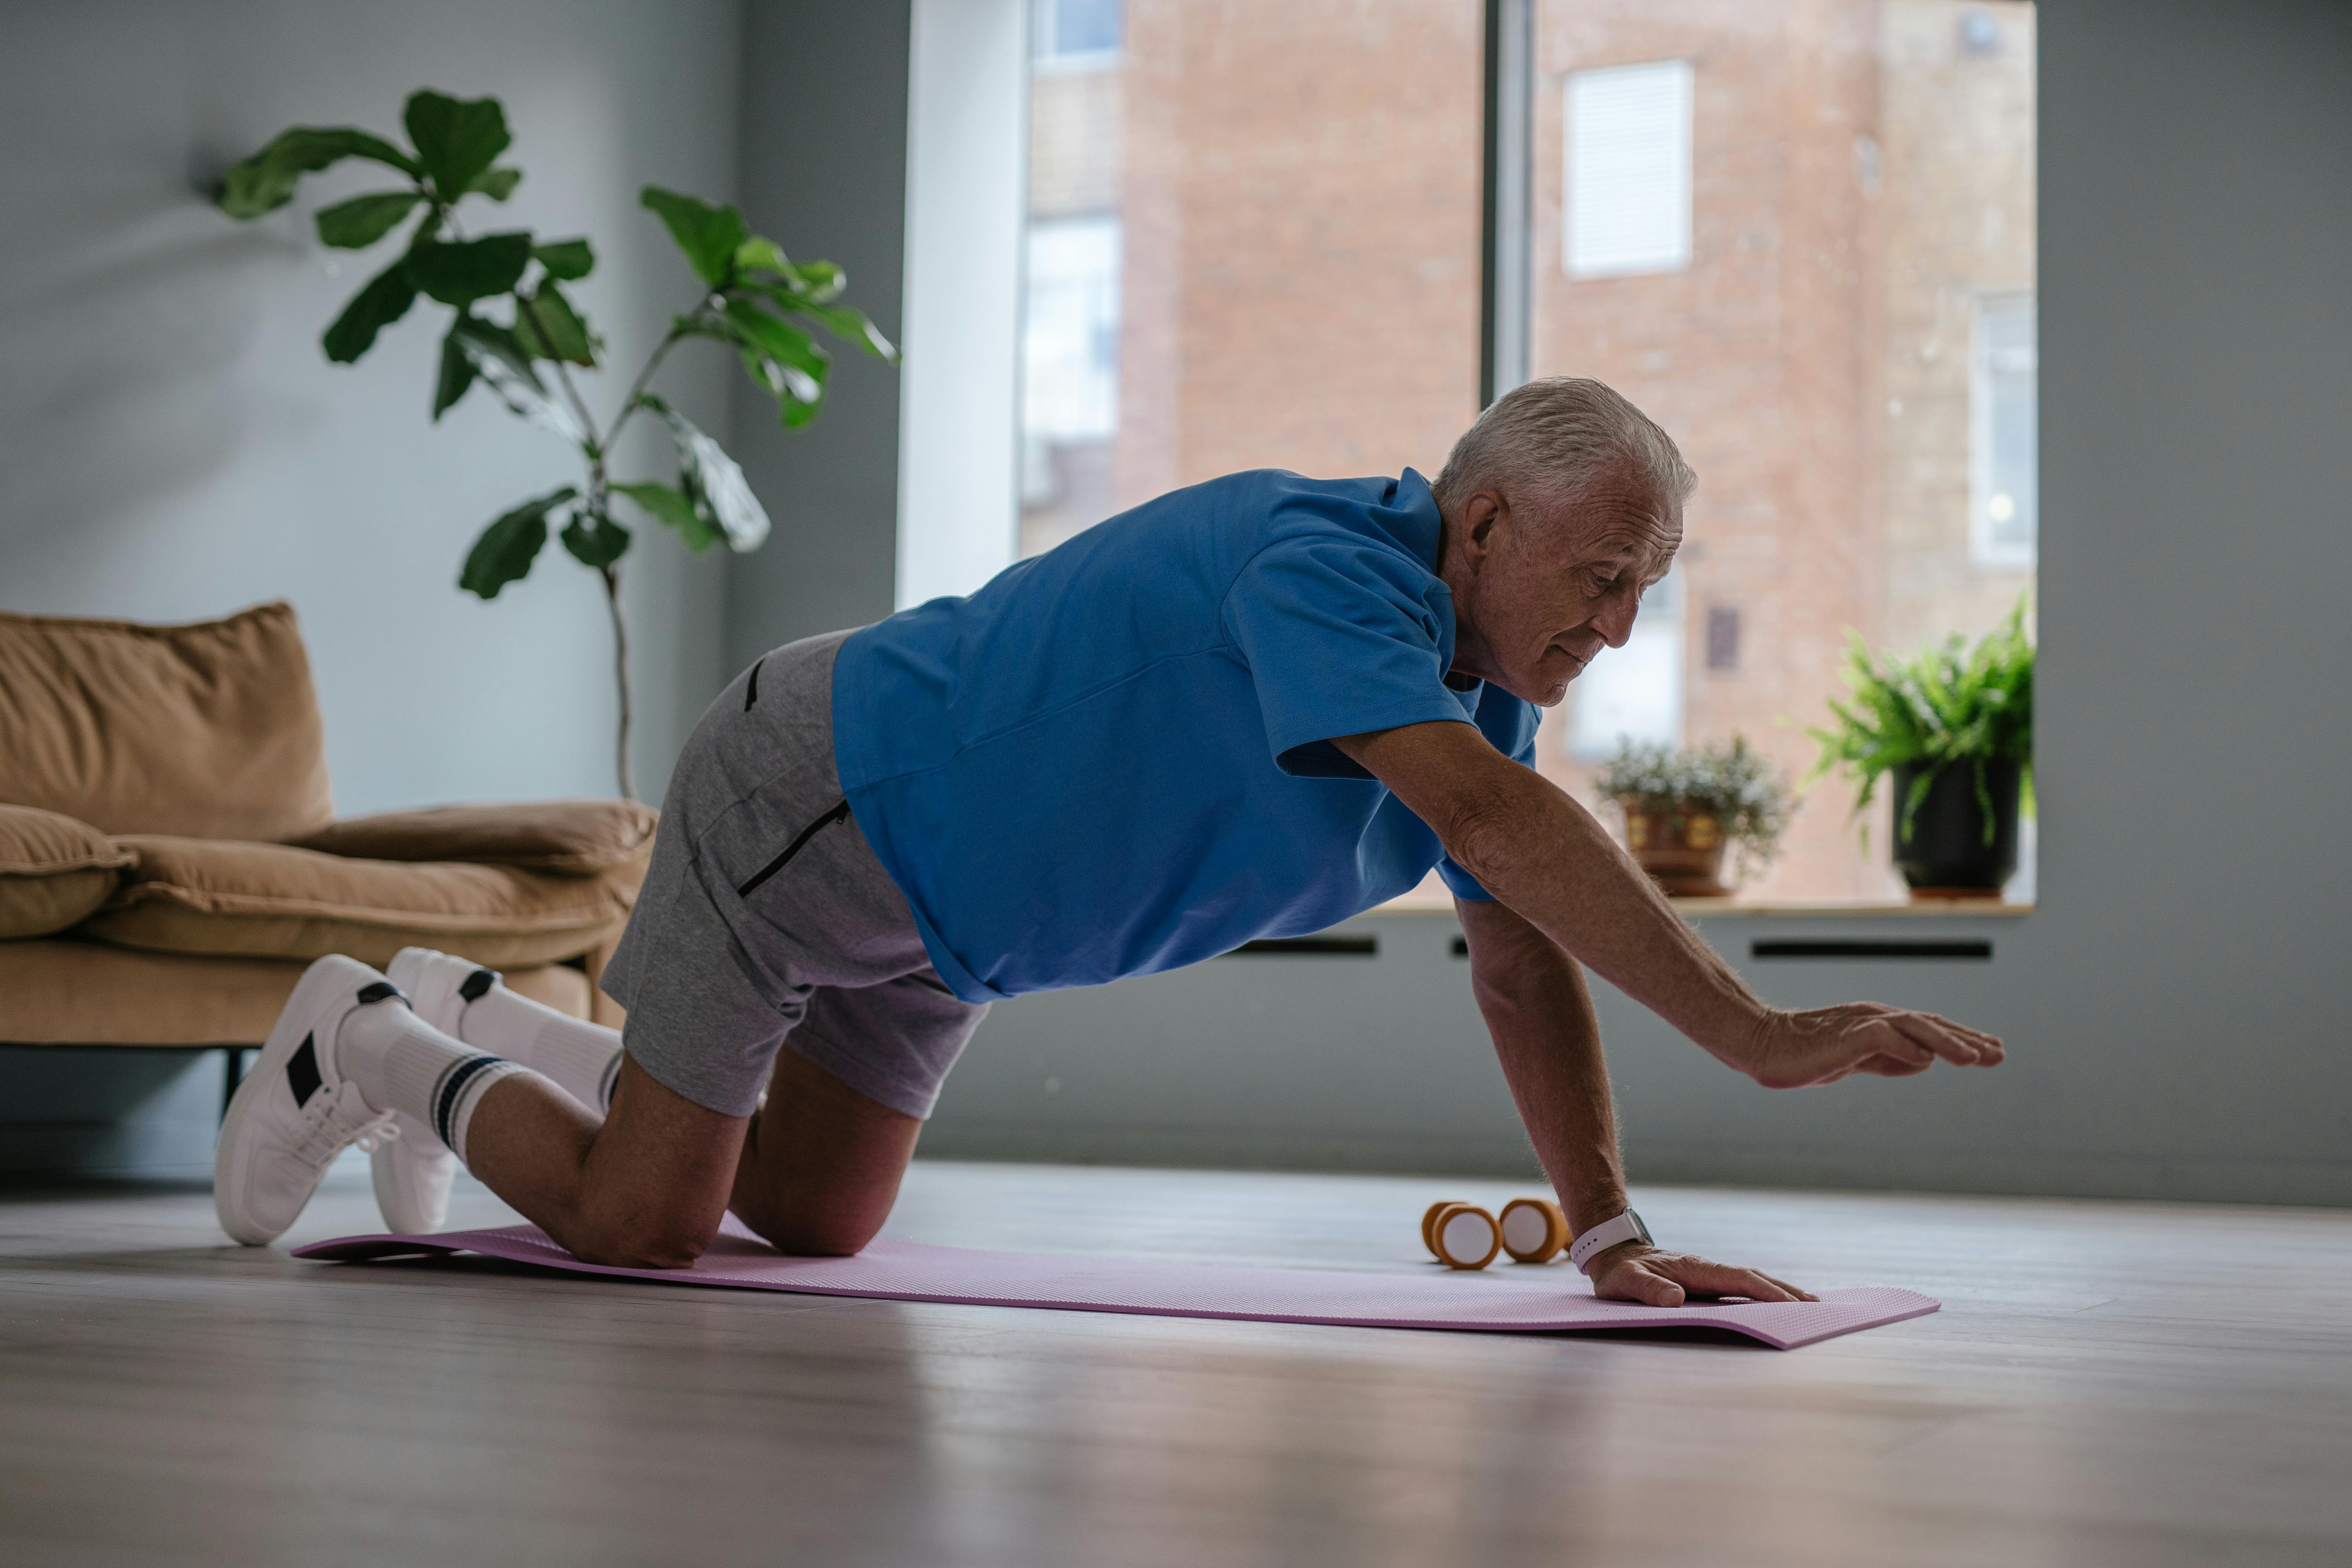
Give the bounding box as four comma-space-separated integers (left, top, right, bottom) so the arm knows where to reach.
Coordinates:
1629, 1211, 1653, 1246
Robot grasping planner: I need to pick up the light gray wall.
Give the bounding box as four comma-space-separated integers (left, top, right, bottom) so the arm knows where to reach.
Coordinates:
0, 0, 744, 810
724, 0, 913, 674
926, 0, 2352, 1206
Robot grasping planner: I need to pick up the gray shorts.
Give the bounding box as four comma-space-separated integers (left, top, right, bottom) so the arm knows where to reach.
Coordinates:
599, 629, 987, 1120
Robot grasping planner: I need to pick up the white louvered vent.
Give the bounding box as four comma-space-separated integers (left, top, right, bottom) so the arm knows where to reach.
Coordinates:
1565, 60, 1694, 279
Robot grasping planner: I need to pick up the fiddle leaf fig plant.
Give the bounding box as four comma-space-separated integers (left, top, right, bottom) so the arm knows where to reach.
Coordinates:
216, 89, 898, 799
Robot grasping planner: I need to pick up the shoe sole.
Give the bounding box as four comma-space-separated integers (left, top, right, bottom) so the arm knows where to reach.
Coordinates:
214, 958, 369, 1246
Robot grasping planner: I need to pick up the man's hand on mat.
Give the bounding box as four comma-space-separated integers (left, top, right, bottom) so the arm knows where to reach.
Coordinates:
1586, 1243, 1817, 1307
1737, 1003, 2004, 1090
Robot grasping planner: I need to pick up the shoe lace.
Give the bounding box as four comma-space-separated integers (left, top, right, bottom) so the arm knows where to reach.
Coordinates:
289, 1086, 394, 1170
353, 1117, 401, 1155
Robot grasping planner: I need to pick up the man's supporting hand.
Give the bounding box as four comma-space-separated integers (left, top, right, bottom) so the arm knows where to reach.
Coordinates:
1584, 1241, 1817, 1307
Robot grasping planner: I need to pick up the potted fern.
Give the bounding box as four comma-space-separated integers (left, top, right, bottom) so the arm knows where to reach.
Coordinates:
1808, 598, 2035, 898
1598, 736, 1795, 897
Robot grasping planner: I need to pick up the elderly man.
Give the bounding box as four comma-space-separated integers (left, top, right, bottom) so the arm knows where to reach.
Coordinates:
217, 376, 2002, 1305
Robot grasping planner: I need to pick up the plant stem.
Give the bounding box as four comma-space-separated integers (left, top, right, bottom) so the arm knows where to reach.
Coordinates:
601, 564, 635, 800
606, 319, 696, 447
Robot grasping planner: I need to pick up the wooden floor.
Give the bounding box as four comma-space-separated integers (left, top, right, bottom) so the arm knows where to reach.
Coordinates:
2, 1161, 2348, 1567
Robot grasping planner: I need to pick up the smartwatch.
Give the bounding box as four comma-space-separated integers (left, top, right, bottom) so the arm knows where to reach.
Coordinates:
1568, 1209, 1654, 1275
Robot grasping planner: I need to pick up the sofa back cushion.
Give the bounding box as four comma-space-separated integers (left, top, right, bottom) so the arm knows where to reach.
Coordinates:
0, 601, 334, 841
0, 804, 135, 939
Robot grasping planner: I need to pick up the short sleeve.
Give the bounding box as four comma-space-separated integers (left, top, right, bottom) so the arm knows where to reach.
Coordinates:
1436, 682, 1541, 902
1221, 537, 1478, 780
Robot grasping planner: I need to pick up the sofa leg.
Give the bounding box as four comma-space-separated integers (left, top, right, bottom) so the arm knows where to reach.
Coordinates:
221, 1047, 249, 1123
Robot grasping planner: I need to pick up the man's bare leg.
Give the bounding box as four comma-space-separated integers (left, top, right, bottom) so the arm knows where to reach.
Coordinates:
462, 1057, 748, 1269
727, 1048, 923, 1256
459, 1049, 919, 1267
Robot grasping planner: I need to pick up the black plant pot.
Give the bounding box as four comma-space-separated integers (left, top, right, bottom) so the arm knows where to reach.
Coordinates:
1891, 759, 2022, 897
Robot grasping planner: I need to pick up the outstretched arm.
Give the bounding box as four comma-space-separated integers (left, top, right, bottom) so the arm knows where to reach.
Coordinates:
1460, 896, 1813, 1304
1334, 719, 2004, 1084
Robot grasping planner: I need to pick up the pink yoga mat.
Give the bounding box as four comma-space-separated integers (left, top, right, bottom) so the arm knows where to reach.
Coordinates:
298, 1218, 1936, 1349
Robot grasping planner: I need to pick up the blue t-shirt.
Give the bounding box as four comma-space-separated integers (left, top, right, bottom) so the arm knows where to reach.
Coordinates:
831, 467, 1539, 1003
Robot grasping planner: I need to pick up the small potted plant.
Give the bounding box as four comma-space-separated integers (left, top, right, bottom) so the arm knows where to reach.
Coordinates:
1598, 736, 1795, 897
1808, 598, 2034, 898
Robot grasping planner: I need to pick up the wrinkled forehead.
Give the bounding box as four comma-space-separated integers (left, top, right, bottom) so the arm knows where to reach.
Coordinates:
1526, 482, 1683, 579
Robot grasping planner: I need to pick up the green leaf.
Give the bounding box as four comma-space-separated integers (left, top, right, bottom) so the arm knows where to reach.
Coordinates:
799, 302, 898, 361
611, 481, 718, 553
216, 126, 421, 219
314, 191, 423, 249
431, 324, 477, 419
448, 315, 541, 388
789, 259, 846, 302
403, 91, 511, 202
722, 300, 828, 402
514, 283, 597, 366
320, 260, 419, 363
458, 486, 576, 599
468, 166, 523, 201
732, 236, 790, 275
559, 509, 632, 569
447, 316, 588, 446
640, 186, 749, 287
407, 232, 535, 306
636, 394, 771, 552
533, 238, 595, 281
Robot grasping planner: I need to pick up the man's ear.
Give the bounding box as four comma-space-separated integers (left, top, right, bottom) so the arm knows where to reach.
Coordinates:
1461, 490, 1504, 567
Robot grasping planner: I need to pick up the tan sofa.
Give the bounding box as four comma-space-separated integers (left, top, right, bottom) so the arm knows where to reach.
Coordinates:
0, 601, 652, 1055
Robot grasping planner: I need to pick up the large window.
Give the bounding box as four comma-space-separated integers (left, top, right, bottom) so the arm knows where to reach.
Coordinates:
1009, 0, 2036, 903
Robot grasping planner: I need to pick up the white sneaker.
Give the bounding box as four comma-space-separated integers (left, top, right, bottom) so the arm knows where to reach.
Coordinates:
374, 948, 501, 1234
215, 955, 402, 1246
387, 946, 500, 1037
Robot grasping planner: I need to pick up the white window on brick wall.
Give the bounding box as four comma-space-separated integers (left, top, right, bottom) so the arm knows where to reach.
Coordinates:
1020, 214, 1122, 511
1971, 293, 2037, 568
1034, 0, 1122, 71
1564, 60, 1693, 279
1022, 214, 1122, 445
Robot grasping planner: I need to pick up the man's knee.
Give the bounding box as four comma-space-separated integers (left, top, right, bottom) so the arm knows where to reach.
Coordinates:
733, 1191, 882, 1258
568, 1209, 719, 1270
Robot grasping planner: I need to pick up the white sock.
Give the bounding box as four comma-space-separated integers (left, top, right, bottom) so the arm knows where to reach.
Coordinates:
451, 983, 625, 1112
335, 1000, 532, 1162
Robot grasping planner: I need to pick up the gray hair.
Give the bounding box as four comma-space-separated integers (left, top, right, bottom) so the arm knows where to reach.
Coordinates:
1430, 376, 1697, 522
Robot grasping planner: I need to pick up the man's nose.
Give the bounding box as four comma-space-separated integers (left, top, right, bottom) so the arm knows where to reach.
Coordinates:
1592, 588, 1640, 650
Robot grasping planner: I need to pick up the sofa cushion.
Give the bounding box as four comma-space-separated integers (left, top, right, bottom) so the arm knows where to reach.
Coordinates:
0, 938, 593, 1046
80, 836, 639, 969
291, 799, 659, 875
0, 804, 136, 939
0, 601, 334, 841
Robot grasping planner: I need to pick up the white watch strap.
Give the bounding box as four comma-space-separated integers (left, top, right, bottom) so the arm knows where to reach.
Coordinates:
1568, 1209, 1653, 1274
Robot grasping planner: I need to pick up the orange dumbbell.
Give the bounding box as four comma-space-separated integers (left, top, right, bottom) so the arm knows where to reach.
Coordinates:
1420, 1196, 1571, 1270
1422, 1201, 1499, 1269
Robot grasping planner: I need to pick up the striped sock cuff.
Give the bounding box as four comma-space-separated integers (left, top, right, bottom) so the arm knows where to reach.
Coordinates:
429, 1053, 525, 1160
